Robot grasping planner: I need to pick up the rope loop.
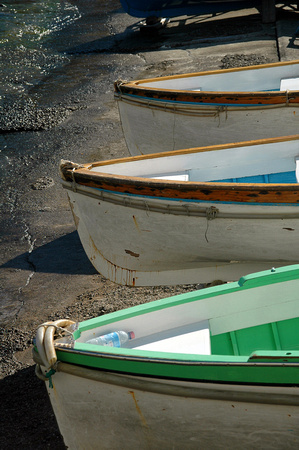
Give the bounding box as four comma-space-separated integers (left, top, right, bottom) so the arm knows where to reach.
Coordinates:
45, 368, 56, 389
205, 206, 219, 242
35, 319, 75, 387
206, 206, 219, 221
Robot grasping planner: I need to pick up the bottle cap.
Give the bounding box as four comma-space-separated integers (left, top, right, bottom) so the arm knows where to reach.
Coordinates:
129, 331, 135, 339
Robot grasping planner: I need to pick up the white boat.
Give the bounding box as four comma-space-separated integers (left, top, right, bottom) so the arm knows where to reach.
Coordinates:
33, 264, 299, 449
114, 60, 299, 155
59, 135, 299, 286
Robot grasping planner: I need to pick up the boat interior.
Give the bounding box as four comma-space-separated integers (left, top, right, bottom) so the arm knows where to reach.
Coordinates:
136, 64, 299, 93
90, 139, 299, 185
77, 277, 299, 358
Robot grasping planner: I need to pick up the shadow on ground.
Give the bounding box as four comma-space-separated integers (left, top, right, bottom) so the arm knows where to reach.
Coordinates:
66, 11, 268, 55
65, 6, 299, 56
0, 365, 65, 449
1, 231, 97, 276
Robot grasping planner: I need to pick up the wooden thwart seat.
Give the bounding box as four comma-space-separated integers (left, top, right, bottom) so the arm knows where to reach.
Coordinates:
280, 78, 299, 91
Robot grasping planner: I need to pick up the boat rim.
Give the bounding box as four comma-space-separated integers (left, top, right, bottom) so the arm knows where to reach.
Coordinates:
33, 349, 299, 400
115, 60, 299, 89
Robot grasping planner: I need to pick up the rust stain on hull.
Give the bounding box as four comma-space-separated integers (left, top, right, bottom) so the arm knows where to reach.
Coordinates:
68, 195, 80, 228
128, 390, 148, 428
133, 215, 140, 231
125, 249, 140, 257
88, 234, 137, 286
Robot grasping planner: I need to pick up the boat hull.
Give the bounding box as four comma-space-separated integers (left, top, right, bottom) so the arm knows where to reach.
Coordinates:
44, 362, 299, 449
34, 265, 299, 447
116, 98, 299, 155
64, 183, 299, 286
119, 0, 260, 19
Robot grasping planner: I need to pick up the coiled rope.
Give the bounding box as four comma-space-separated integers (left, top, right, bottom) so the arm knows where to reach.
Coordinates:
35, 319, 75, 387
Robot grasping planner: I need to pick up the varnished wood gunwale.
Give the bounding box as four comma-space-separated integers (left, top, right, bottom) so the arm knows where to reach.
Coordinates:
115, 87, 299, 105
114, 60, 299, 105
61, 169, 299, 204
60, 135, 299, 204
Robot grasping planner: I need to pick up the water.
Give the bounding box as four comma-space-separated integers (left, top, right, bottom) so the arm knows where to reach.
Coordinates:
0, 0, 81, 99
0, 0, 128, 328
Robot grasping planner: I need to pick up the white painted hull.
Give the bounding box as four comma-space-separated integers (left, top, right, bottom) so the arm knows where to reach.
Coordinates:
65, 184, 299, 286
45, 363, 299, 449
117, 99, 299, 155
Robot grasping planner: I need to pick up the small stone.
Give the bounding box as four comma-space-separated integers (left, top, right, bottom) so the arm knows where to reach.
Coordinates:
31, 177, 55, 190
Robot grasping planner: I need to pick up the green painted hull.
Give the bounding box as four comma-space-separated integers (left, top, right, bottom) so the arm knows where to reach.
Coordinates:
51, 265, 299, 386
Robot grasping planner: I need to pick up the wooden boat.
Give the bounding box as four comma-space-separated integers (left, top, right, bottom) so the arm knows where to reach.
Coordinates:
114, 60, 299, 155
33, 264, 299, 449
59, 135, 299, 287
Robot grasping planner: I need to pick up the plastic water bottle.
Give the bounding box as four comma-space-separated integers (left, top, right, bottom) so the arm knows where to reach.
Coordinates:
86, 330, 135, 347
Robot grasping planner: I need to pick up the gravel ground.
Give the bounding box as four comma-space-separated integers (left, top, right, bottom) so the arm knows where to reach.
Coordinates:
1, 281, 207, 379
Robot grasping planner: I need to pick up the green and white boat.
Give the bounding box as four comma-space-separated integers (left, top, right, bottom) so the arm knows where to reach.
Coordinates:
34, 265, 299, 449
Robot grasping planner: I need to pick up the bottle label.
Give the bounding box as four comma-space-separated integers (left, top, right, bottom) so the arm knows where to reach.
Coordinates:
103, 332, 120, 347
